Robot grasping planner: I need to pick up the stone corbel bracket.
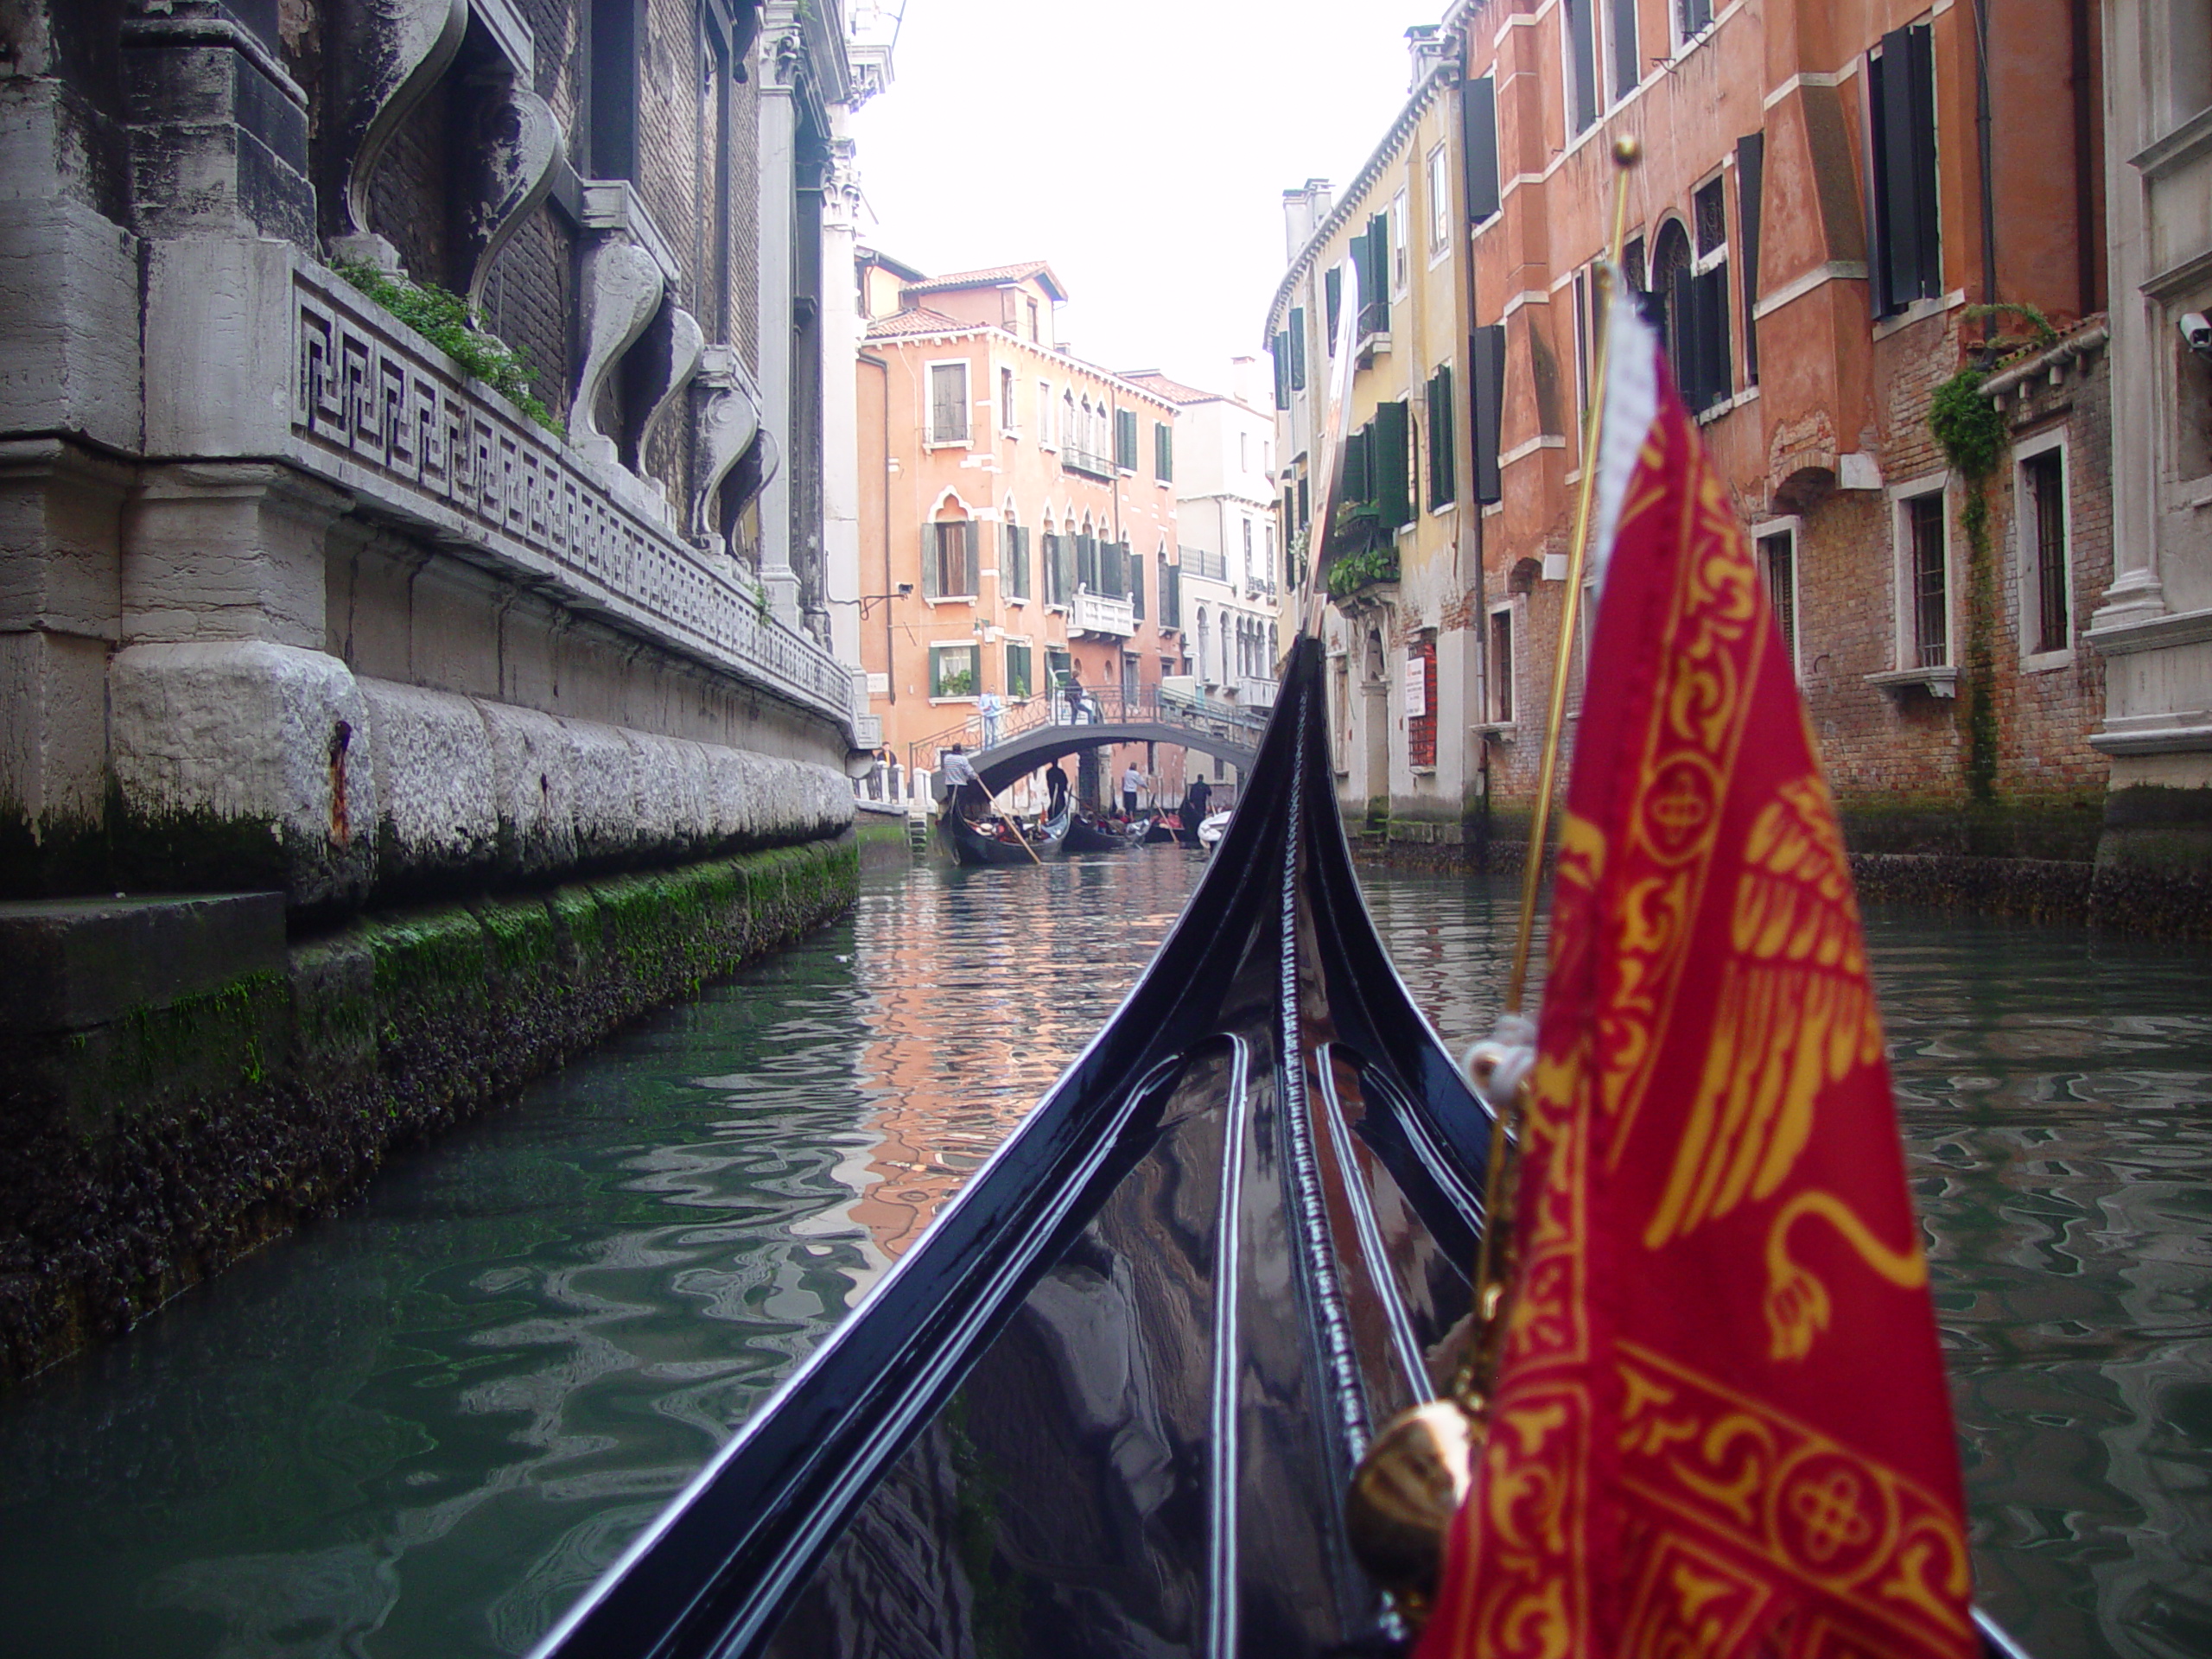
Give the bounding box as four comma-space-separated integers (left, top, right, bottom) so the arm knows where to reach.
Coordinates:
690, 345, 777, 557
328, 0, 471, 245
454, 4, 561, 312
623, 305, 707, 478
572, 181, 682, 469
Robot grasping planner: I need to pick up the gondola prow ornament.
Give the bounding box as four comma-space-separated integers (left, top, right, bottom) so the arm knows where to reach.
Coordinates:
1350, 137, 1980, 1659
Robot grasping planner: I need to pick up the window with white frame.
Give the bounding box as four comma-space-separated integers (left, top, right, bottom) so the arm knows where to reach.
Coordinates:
1675, 0, 1714, 50
928, 361, 969, 444
1896, 486, 1950, 669
2017, 438, 2072, 658
1427, 144, 1451, 251
1754, 520, 1800, 676
1487, 605, 1515, 722
929, 641, 977, 699
1039, 381, 1055, 446
1000, 366, 1016, 433
1390, 189, 1410, 296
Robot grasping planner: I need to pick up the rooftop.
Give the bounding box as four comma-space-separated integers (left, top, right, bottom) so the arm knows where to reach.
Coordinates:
902, 261, 1070, 303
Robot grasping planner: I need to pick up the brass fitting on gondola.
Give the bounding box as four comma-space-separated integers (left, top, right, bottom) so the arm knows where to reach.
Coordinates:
1344, 1398, 1479, 1628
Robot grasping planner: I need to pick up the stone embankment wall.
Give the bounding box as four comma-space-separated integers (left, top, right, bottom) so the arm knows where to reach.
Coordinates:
0, 837, 864, 1386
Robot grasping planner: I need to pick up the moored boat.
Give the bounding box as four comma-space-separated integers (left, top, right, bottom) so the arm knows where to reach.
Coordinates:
939, 798, 1072, 865
1063, 812, 1133, 853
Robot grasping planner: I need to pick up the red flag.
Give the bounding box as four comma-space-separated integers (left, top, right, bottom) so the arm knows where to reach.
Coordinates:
1418, 301, 1975, 1659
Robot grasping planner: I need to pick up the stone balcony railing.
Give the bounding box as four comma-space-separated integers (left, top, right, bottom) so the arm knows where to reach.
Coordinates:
1071, 589, 1135, 638
143, 238, 855, 737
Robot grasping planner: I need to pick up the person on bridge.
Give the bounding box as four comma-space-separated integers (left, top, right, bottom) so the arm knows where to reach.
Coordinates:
1122, 762, 1144, 818
939, 744, 988, 818
1045, 760, 1070, 818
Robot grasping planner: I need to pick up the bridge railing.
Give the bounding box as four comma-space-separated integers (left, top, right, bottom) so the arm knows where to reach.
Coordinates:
906, 684, 1269, 783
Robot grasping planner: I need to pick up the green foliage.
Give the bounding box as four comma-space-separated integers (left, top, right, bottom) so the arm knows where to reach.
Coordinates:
935, 667, 976, 697
334, 262, 563, 435
1327, 544, 1401, 598
1962, 301, 2060, 350
1927, 368, 2005, 480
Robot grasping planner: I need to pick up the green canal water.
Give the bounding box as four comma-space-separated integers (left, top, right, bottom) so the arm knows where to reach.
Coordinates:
0, 855, 2207, 1658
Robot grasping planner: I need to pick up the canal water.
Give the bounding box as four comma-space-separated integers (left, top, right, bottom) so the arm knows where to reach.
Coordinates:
0, 853, 2206, 1659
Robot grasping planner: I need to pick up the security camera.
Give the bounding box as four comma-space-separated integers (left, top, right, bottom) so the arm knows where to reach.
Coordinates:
2181, 311, 2212, 361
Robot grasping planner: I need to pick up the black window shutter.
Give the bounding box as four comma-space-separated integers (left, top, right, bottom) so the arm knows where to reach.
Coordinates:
1288, 308, 1307, 390
1471, 325, 1505, 504
1736, 132, 1764, 386
1325, 265, 1344, 350
1610, 0, 1639, 101
1567, 0, 1598, 133
1905, 23, 1940, 301
1462, 75, 1500, 222
1876, 26, 1936, 313
1373, 400, 1412, 529
1669, 263, 1698, 403
1273, 332, 1292, 409
1695, 265, 1732, 409
1343, 425, 1371, 507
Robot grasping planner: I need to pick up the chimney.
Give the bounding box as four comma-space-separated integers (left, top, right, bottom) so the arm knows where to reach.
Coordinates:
1281, 178, 1334, 263
1406, 24, 1451, 89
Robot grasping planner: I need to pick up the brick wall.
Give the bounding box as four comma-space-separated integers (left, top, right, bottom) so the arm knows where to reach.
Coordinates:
480, 206, 574, 422
364, 68, 452, 287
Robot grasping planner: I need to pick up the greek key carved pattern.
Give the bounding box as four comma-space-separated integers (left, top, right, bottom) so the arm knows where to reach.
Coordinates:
291, 271, 849, 724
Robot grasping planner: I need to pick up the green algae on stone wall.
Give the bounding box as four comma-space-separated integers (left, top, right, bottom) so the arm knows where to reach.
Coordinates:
0, 836, 860, 1386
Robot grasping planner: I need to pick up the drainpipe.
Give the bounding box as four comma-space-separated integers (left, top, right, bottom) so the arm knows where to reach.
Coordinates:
2069, 0, 2098, 314
861, 349, 893, 704
1972, 0, 1998, 343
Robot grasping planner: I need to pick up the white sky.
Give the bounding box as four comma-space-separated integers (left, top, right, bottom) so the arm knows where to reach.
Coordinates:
847, 0, 1431, 397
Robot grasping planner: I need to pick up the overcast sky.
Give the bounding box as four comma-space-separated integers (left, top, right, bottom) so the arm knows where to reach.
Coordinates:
847, 0, 1431, 397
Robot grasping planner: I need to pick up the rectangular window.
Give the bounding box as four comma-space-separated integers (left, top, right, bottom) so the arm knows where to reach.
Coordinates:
1677, 0, 1713, 42
1005, 524, 1030, 601
1039, 381, 1054, 446
1297, 474, 1310, 528
1000, 366, 1015, 432
1427, 365, 1457, 510
1130, 552, 1146, 620
1004, 640, 1033, 699
1154, 420, 1174, 482
1408, 637, 1438, 768
1673, 176, 1733, 412
1869, 23, 1941, 316
1566, 0, 1599, 134
1042, 533, 1066, 606
1390, 191, 1410, 295
1903, 491, 1948, 668
927, 520, 977, 597
1076, 532, 1098, 593
929, 643, 977, 699
1427, 144, 1451, 251
1573, 267, 1593, 426
1287, 308, 1308, 391
1609, 0, 1640, 99
1272, 331, 1293, 410
1372, 398, 1413, 530
929, 362, 969, 443
1758, 526, 1797, 672
1356, 213, 1391, 337
2020, 448, 2070, 654
1488, 607, 1515, 722
1102, 538, 1127, 598
1160, 557, 1180, 629
1115, 408, 1139, 471
1242, 518, 1254, 575
1325, 265, 1344, 352
1471, 322, 1507, 505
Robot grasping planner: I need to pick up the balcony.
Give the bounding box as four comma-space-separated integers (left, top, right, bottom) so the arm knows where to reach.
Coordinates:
1061, 445, 1116, 481
1235, 677, 1279, 709
1356, 299, 1391, 365
1182, 547, 1230, 583
1071, 588, 1135, 638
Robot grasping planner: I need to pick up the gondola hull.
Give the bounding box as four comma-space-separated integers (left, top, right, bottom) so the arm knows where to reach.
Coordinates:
535, 636, 1492, 1659
1064, 815, 1132, 853
940, 801, 1071, 865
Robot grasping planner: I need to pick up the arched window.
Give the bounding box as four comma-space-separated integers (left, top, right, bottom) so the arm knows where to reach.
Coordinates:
1650, 219, 1693, 390
1197, 607, 1211, 685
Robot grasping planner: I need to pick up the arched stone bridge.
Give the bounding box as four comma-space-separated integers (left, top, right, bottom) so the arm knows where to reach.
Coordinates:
908, 688, 1268, 795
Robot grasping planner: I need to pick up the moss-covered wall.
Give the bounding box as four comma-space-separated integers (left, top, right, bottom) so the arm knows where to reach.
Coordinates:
0, 835, 859, 1385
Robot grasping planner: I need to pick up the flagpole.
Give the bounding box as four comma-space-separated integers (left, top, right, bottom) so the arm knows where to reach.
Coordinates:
1503, 136, 1641, 1018
1344, 136, 1641, 1630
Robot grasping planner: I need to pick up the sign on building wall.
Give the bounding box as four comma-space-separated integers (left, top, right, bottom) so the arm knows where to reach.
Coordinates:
1405, 646, 1428, 719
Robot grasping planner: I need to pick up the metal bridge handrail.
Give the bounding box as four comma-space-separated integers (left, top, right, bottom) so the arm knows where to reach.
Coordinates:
905, 685, 1268, 783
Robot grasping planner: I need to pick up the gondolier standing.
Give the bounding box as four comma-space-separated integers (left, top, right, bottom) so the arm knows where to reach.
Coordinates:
1121, 762, 1143, 818
1044, 759, 1070, 818
938, 744, 987, 819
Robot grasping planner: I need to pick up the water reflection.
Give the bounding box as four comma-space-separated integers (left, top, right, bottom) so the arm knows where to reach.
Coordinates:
0, 861, 2203, 1659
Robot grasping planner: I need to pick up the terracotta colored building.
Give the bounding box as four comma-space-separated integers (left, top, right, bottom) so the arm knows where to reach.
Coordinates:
855, 257, 1189, 810
1274, 3, 2114, 868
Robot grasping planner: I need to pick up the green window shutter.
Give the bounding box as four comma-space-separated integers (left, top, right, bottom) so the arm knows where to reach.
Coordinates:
1462, 75, 1499, 221
1273, 334, 1292, 409
1288, 308, 1307, 391
1324, 266, 1344, 353
1471, 324, 1506, 504
1344, 424, 1371, 507
1115, 409, 1138, 470
921, 523, 941, 597
1154, 421, 1173, 480
1366, 213, 1390, 334
1130, 552, 1145, 620
1077, 533, 1097, 591
1427, 366, 1457, 510
1102, 538, 1125, 597
1374, 400, 1412, 529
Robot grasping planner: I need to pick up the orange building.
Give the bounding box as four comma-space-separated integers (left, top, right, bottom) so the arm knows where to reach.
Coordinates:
855, 257, 1189, 810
